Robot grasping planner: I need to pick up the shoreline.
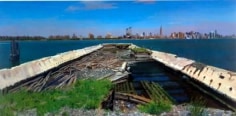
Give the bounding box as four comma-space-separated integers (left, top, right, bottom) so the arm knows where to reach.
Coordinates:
1, 38, 236, 42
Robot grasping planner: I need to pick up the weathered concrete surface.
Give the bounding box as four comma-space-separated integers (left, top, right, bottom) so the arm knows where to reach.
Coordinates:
151, 50, 195, 71
0, 44, 102, 90
151, 49, 236, 105
182, 64, 236, 102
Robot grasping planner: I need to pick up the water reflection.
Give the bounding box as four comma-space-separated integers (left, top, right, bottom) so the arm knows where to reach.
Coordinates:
11, 60, 20, 67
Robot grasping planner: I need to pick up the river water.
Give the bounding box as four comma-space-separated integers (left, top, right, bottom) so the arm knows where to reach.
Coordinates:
0, 39, 235, 71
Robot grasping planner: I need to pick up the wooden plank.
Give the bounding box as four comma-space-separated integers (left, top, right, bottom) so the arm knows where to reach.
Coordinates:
115, 92, 151, 104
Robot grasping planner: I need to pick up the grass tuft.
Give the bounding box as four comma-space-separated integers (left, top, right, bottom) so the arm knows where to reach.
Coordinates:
138, 100, 172, 115
188, 96, 207, 116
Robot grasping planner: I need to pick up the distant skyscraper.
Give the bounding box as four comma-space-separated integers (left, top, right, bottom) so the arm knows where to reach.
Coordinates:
126, 28, 128, 35
143, 32, 146, 38
149, 32, 152, 37
125, 27, 132, 38
129, 27, 132, 36
160, 26, 163, 37
209, 31, 214, 39
214, 30, 217, 38
88, 33, 94, 39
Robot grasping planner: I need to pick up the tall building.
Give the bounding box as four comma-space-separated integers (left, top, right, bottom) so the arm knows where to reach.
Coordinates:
88, 33, 94, 39
105, 33, 112, 39
209, 31, 214, 39
214, 30, 218, 38
125, 27, 132, 38
143, 32, 146, 38
72, 33, 77, 39
126, 28, 128, 35
177, 32, 185, 39
128, 27, 132, 36
160, 26, 163, 37
149, 32, 152, 38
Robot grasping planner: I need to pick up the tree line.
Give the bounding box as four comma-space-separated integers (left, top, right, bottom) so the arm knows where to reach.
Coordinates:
0, 36, 46, 40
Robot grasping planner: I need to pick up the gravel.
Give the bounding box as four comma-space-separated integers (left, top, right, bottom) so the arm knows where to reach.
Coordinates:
16, 105, 236, 116
160, 104, 236, 116
45, 107, 151, 116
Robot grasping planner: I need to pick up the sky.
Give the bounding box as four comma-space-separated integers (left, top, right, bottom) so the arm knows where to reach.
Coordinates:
0, 0, 235, 37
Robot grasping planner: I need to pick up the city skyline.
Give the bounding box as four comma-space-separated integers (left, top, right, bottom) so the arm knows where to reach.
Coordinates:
0, 1, 236, 37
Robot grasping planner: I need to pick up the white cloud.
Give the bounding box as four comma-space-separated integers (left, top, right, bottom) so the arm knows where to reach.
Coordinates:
135, 0, 156, 4
66, 1, 117, 12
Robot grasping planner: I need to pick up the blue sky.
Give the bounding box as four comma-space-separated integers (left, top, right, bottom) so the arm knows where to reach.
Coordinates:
0, 0, 235, 37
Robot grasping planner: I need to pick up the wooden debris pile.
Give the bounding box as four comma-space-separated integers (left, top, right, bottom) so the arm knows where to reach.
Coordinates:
6, 45, 130, 93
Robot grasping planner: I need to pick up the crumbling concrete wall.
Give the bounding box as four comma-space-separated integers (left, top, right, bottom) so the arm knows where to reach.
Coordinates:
151, 50, 236, 102
182, 65, 236, 102
151, 50, 194, 70
0, 44, 102, 90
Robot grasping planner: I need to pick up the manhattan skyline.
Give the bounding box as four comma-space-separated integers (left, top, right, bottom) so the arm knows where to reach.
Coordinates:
0, 0, 235, 37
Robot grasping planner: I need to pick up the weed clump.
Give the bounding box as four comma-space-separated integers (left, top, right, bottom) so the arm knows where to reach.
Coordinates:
188, 97, 207, 116
130, 47, 151, 54
138, 100, 172, 115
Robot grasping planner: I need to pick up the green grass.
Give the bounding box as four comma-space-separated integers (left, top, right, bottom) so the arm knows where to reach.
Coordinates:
138, 100, 172, 115
130, 47, 151, 54
188, 97, 207, 116
0, 79, 112, 116
138, 82, 172, 115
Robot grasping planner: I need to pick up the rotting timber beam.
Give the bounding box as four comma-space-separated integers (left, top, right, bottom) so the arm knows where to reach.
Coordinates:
141, 81, 174, 103
112, 75, 129, 85
115, 92, 151, 105
114, 81, 136, 94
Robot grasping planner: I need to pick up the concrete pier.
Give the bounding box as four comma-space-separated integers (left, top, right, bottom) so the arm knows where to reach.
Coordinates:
0, 44, 102, 90
0, 43, 235, 110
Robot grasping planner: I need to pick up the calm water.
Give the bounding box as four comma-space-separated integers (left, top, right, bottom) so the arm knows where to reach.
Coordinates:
0, 39, 235, 72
